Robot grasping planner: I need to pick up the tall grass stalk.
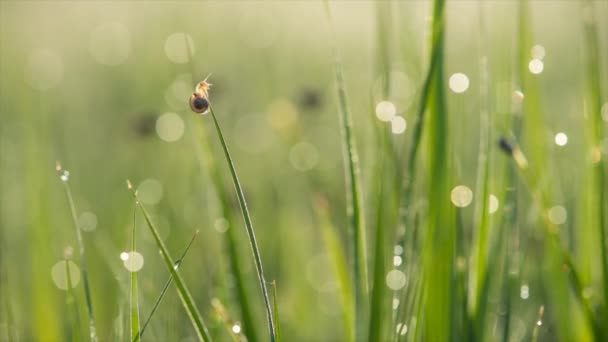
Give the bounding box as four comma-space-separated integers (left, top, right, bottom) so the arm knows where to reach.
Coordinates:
270, 281, 281, 342
207, 107, 276, 342
581, 0, 608, 316
128, 181, 212, 342
393, 0, 447, 333
499, 140, 600, 339
129, 207, 141, 342
56, 163, 97, 342
420, 0, 454, 340
313, 196, 354, 342
322, 3, 369, 340
183, 35, 260, 341
133, 231, 199, 342
64, 256, 82, 342
469, 2, 492, 338
368, 2, 392, 340
189, 116, 259, 342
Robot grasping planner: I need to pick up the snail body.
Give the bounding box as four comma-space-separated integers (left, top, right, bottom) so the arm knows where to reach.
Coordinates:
189, 77, 212, 114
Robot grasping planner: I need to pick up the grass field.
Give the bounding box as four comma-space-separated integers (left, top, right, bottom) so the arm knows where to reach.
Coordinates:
1, 1, 607, 341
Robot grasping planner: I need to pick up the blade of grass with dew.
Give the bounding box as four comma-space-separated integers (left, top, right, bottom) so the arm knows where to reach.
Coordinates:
322, 3, 369, 340
369, 2, 397, 340
368, 130, 394, 342
270, 281, 281, 342
128, 182, 212, 342
517, 1, 595, 339
206, 107, 276, 342
581, 0, 608, 319
420, 0, 455, 340
499, 140, 598, 340
183, 37, 259, 341
129, 205, 141, 342
393, 0, 447, 332
189, 115, 259, 342
468, 2, 493, 338
134, 231, 200, 342
210, 298, 242, 342
313, 195, 354, 342
57, 163, 97, 342
65, 257, 82, 342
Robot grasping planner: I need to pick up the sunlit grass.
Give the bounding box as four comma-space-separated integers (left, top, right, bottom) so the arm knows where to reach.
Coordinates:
0, 1, 606, 341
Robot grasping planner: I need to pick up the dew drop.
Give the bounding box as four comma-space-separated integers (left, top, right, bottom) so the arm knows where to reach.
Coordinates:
123, 251, 144, 272
375, 101, 396, 122
391, 116, 407, 134
386, 270, 407, 290
449, 73, 469, 93
528, 59, 544, 74
51, 260, 81, 290
451, 185, 473, 208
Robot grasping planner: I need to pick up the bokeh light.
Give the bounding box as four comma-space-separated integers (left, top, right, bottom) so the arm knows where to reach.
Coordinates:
449, 73, 469, 93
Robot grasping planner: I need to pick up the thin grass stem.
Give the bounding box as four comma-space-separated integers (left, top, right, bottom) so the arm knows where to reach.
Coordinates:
207, 107, 276, 342
133, 231, 200, 342
57, 164, 97, 342
128, 182, 212, 342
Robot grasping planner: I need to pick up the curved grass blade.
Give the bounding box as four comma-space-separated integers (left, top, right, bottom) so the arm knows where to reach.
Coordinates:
581, 0, 608, 319
189, 116, 259, 342
322, 3, 369, 339
64, 256, 82, 342
313, 195, 355, 342
270, 281, 281, 342
133, 231, 200, 342
206, 107, 277, 342
129, 206, 141, 342
127, 181, 212, 342
56, 163, 97, 342
182, 34, 257, 340
469, 2, 492, 338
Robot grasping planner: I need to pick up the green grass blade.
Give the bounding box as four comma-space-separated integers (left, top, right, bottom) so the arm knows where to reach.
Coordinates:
421, 0, 454, 340
314, 196, 355, 342
469, 2, 492, 337
189, 117, 259, 342
57, 164, 97, 342
270, 281, 281, 342
184, 35, 259, 342
64, 256, 82, 342
581, 0, 608, 317
128, 182, 212, 342
130, 206, 141, 342
133, 231, 200, 342
204, 108, 276, 342
322, 3, 369, 340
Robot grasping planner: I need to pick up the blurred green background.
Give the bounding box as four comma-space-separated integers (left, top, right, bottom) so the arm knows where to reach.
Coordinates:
1, 1, 607, 341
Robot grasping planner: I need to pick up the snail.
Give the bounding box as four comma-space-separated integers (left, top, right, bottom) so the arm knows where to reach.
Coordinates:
189, 75, 212, 114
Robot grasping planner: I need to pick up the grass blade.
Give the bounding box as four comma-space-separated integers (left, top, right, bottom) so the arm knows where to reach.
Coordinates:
64, 255, 82, 342
129, 207, 141, 342
133, 231, 200, 342
468, 2, 492, 338
420, 1, 454, 340
56, 163, 97, 342
581, 0, 608, 318
314, 195, 355, 341
206, 107, 276, 342
184, 35, 259, 342
322, 3, 369, 339
189, 116, 259, 342
128, 181, 212, 342
270, 281, 281, 342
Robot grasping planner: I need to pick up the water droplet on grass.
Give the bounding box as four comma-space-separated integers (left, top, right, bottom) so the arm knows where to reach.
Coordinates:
451, 185, 473, 208
51, 260, 80, 290
386, 270, 407, 290
449, 73, 469, 93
